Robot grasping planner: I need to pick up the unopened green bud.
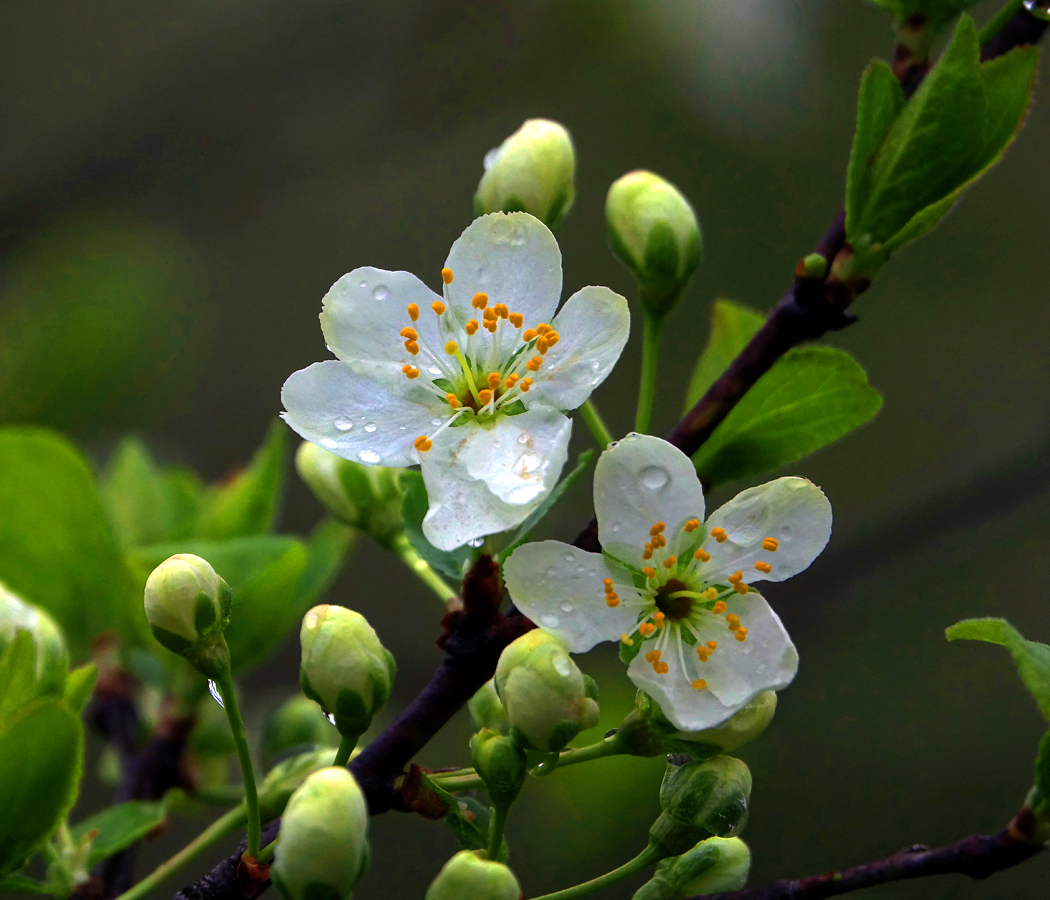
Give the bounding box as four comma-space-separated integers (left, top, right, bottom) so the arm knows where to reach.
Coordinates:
606, 170, 702, 317
143, 554, 232, 677
425, 850, 521, 900
262, 695, 340, 762
470, 728, 527, 808
0, 582, 68, 696
633, 837, 751, 900
272, 767, 370, 900
299, 605, 395, 743
474, 119, 576, 229
494, 630, 599, 752
649, 757, 752, 857
636, 690, 776, 758
258, 748, 334, 821
295, 442, 404, 545
469, 679, 510, 735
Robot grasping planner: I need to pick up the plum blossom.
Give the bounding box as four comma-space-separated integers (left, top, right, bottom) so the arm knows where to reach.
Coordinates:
503, 434, 832, 731
281, 212, 629, 551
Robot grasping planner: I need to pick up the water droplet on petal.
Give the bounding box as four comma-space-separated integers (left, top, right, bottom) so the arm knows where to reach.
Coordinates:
359, 449, 381, 464
359, 280, 368, 288
492, 440, 501, 449
373, 285, 389, 301
545, 566, 558, 578
780, 525, 793, 540
334, 416, 353, 432
576, 566, 585, 574
428, 366, 442, 376
208, 680, 225, 708
364, 422, 377, 433
559, 601, 574, 613
639, 465, 670, 491
320, 438, 338, 450
518, 432, 530, 445
540, 614, 560, 628
611, 521, 621, 533
563, 552, 574, 562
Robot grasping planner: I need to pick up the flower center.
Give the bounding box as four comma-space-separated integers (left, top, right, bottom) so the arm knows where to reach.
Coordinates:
654, 578, 693, 621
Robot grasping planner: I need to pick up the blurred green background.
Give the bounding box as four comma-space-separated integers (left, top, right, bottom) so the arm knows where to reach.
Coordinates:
2, 0, 1049, 897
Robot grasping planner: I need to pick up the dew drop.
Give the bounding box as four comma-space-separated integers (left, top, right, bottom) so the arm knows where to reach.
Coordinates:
611, 521, 621, 533
399, 425, 406, 431
359, 280, 367, 288
334, 416, 353, 432
779, 525, 793, 540
373, 284, 390, 301
431, 418, 443, 427
559, 601, 574, 613
359, 449, 381, 464
540, 614, 560, 628
325, 343, 333, 353
320, 438, 338, 450
326, 712, 337, 726
1024, 0, 1050, 21
518, 432, 531, 445
576, 566, 585, 574
639, 465, 670, 491
468, 537, 485, 548
552, 653, 572, 676
492, 440, 501, 449
563, 552, 575, 562
545, 566, 558, 578
364, 422, 377, 433
207, 680, 225, 708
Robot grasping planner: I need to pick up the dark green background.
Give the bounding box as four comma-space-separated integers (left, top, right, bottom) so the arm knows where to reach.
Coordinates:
2, 1, 1048, 897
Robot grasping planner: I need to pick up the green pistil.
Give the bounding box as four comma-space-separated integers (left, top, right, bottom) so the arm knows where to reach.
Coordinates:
450, 348, 482, 404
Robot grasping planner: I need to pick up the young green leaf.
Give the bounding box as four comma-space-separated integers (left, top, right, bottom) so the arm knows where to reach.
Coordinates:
400, 472, 472, 580
70, 800, 168, 867
691, 346, 882, 489
195, 420, 287, 539
0, 428, 138, 657
946, 617, 1050, 719
0, 699, 83, 878
63, 664, 98, 715
683, 300, 765, 412
0, 632, 43, 725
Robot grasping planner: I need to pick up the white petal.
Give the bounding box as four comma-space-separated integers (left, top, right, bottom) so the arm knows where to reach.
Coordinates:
699, 478, 832, 585
628, 593, 797, 731
444, 213, 562, 329
281, 361, 447, 468
503, 541, 646, 653
420, 408, 572, 551
594, 434, 706, 569
320, 268, 445, 366
522, 286, 630, 412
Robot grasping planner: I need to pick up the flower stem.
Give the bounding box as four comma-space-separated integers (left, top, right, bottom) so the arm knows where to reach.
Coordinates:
333, 733, 356, 767
551, 736, 625, 768
979, 0, 1024, 44
113, 804, 247, 900
212, 666, 262, 858
256, 837, 278, 866
389, 531, 458, 607
530, 845, 662, 900
487, 804, 510, 860
634, 311, 665, 434
579, 400, 614, 449
430, 771, 486, 792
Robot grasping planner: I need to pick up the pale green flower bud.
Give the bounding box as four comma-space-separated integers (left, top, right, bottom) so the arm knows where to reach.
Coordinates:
143, 554, 232, 677
649, 757, 752, 857
258, 748, 335, 821
0, 582, 68, 696
468, 679, 510, 735
295, 442, 404, 545
474, 119, 576, 230
633, 837, 751, 900
636, 690, 777, 758
299, 604, 395, 743
470, 728, 527, 809
494, 630, 600, 752
272, 767, 370, 900
424, 850, 521, 900
606, 170, 702, 317
262, 695, 340, 762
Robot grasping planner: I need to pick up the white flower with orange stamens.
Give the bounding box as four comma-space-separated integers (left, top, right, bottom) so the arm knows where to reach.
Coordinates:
503, 433, 832, 731
281, 212, 630, 551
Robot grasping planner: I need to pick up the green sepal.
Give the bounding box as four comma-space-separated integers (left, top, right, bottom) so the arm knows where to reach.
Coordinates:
62, 664, 98, 714
0, 632, 43, 724
70, 800, 168, 867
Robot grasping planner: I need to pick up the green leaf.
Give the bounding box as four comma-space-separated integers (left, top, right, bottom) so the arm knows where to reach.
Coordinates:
195, 421, 287, 539
0, 699, 83, 878
400, 472, 472, 580
63, 664, 98, 714
683, 300, 765, 412
0, 632, 42, 725
0, 428, 139, 657
691, 346, 883, 489
499, 450, 594, 565
0, 873, 52, 894
70, 800, 168, 867
946, 617, 1050, 719
99, 437, 203, 549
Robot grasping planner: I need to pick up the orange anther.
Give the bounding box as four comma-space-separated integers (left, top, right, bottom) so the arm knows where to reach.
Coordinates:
691, 679, 707, 690
655, 662, 669, 674
496, 304, 509, 319
606, 595, 620, 607
639, 622, 656, 637
642, 567, 656, 578
696, 647, 709, 662
707, 640, 718, 650
520, 377, 533, 392
407, 303, 420, 321
711, 527, 728, 543
684, 519, 700, 532
645, 650, 661, 663
509, 312, 524, 328
653, 534, 667, 549
536, 323, 551, 334
526, 357, 542, 372
537, 336, 550, 354
755, 561, 772, 574
603, 578, 614, 588
762, 537, 779, 552
484, 320, 498, 332
650, 522, 665, 536
662, 555, 678, 569
432, 301, 446, 315
735, 631, 748, 642
694, 549, 711, 562
734, 582, 749, 595
445, 393, 460, 409
522, 329, 537, 342
505, 374, 519, 389
727, 570, 743, 584
642, 545, 654, 561
472, 292, 488, 309
478, 389, 493, 405
483, 306, 497, 320
653, 611, 666, 624
546, 331, 560, 346
405, 341, 419, 355
441, 267, 453, 284
465, 320, 479, 336
400, 327, 418, 340
414, 435, 433, 452
712, 601, 727, 614
487, 372, 501, 390
402, 365, 420, 379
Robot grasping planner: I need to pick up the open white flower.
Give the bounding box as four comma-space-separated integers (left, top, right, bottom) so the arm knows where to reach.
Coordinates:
282, 212, 630, 551
503, 434, 832, 731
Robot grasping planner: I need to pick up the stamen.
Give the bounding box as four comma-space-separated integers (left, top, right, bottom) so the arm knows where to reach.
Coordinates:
603, 578, 614, 588
662, 555, 677, 570
621, 634, 634, 646
735, 630, 748, 643
441, 267, 454, 284
734, 582, 749, 595
414, 435, 433, 452
402, 365, 420, 379
606, 594, 619, 607
407, 303, 420, 321
652, 534, 667, 549
696, 647, 709, 662
495, 304, 509, 319
711, 527, 728, 543
432, 301, 446, 315
445, 393, 460, 409
762, 537, 779, 552
465, 320, 479, 336
504, 374, 519, 389
484, 319, 498, 333
405, 341, 420, 355
478, 389, 493, 405
694, 549, 710, 562
706, 640, 717, 650
691, 679, 707, 690
712, 600, 727, 614
642, 544, 654, 560
483, 307, 497, 321
725, 615, 740, 632
526, 356, 543, 372
727, 570, 743, 585
653, 611, 666, 627
487, 372, 501, 390
684, 519, 700, 533
509, 313, 524, 328
642, 567, 656, 579
755, 561, 772, 574
546, 331, 560, 347
650, 522, 665, 536
400, 327, 418, 340
445, 340, 459, 355
472, 292, 488, 309
519, 377, 533, 392
639, 622, 656, 637
653, 661, 669, 674
536, 336, 549, 354
536, 323, 551, 334
522, 329, 537, 342
645, 650, 661, 663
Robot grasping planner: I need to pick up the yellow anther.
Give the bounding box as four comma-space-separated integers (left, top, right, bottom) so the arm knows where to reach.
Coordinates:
654, 661, 669, 674
734, 582, 749, 595
407, 303, 420, 321
696, 647, 709, 662
762, 537, 779, 552
642, 567, 656, 579
445, 393, 460, 409
487, 372, 501, 390
432, 301, 446, 315
621, 634, 634, 646
509, 312, 524, 328
755, 561, 772, 574
536, 323, 551, 334
402, 365, 420, 379
606, 595, 620, 607
735, 631, 748, 643
650, 522, 665, 536
472, 292, 488, 309
603, 578, 614, 588
704, 588, 719, 602
504, 374, 519, 389
546, 331, 560, 347
712, 600, 727, 614
691, 679, 708, 690
478, 389, 494, 405
684, 519, 700, 533
662, 555, 678, 570
642, 545, 654, 561
520, 377, 533, 392
694, 548, 711, 562
522, 329, 537, 342
405, 341, 420, 355
465, 320, 479, 336
414, 435, 433, 452
445, 340, 459, 355
639, 622, 656, 637
400, 327, 418, 340
526, 356, 542, 372
727, 570, 743, 585
711, 527, 728, 543
707, 640, 718, 650
441, 267, 453, 284
537, 336, 550, 354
